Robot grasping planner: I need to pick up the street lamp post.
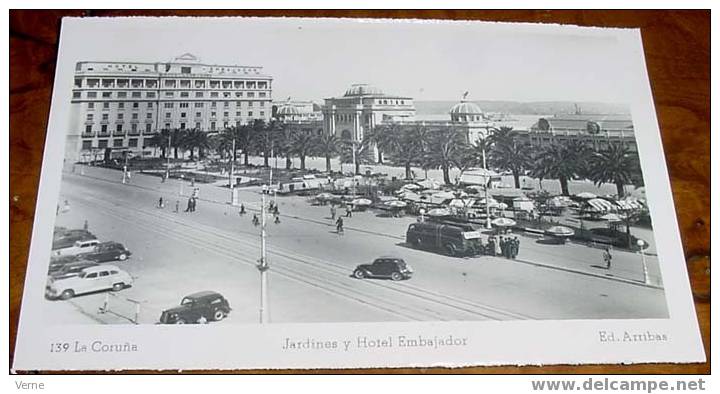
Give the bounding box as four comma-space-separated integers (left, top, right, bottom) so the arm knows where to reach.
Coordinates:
122, 151, 129, 184
258, 185, 270, 323
637, 239, 649, 285
229, 137, 236, 205
165, 132, 171, 180
482, 145, 491, 229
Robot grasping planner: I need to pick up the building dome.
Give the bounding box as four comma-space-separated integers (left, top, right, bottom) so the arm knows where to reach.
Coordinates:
343, 84, 384, 97
450, 101, 483, 116
277, 104, 302, 116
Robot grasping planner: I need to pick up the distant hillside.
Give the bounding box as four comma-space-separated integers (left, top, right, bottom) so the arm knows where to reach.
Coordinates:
415, 101, 630, 116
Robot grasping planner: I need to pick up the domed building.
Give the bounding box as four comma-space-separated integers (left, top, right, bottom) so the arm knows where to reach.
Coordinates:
322, 83, 415, 143
275, 102, 303, 122
450, 101, 485, 123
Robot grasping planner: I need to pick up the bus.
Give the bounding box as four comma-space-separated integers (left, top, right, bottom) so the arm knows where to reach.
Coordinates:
406, 222, 483, 257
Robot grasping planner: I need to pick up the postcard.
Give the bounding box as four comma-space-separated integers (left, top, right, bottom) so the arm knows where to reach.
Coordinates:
12, 16, 704, 371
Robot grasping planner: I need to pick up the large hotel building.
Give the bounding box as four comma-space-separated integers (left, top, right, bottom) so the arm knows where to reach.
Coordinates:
67, 53, 272, 161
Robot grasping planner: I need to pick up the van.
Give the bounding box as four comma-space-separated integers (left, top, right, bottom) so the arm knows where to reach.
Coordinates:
406, 222, 483, 257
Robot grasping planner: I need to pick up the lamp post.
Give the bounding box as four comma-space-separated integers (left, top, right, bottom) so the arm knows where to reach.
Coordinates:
258, 184, 270, 323
637, 239, 649, 285
229, 136, 236, 205
482, 145, 491, 229
165, 132, 171, 180
121, 150, 129, 184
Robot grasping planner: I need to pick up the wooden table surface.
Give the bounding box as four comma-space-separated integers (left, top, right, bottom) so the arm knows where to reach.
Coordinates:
9, 10, 710, 374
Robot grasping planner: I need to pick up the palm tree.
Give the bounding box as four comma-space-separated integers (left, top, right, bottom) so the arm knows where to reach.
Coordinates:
425, 126, 468, 185
313, 133, 340, 173
146, 128, 171, 158
530, 140, 590, 196
180, 129, 210, 161
384, 127, 424, 180
288, 130, 315, 170
339, 139, 373, 175
250, 119, 272, 167
490, 140, 534, 189
364, 124, 394, 164
586, 142, 639, 198
236, 125, 254, 166
170, 128, 186, 159
212, 126, 237, 160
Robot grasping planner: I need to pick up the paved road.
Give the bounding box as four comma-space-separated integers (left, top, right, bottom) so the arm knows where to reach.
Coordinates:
42, 166, 669, 324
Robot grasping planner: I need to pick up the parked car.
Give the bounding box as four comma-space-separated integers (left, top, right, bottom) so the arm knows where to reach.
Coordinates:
158, 291, 232, 324
45, 265, 133, 300
353, 257, 413, 281
578, 228, 649, 250
47, 255, 86, 275
52, 230, 96, 250
53, 239, 101, 257
76, 242, 132, 262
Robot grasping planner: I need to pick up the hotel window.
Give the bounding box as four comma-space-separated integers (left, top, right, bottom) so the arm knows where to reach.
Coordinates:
133, 102, 139, 109
249, 101, 254, 107
194, 103, 204, 108
181, 67, 191, 74
73, 91, 81, 99
247, 92, 255, 98
82, 140, 92, 150
114, 138, 123, 147
210, 92, 219, 98
87, 92, 97, 98
117, 92, 127, 98
236, 101, 243, 106
129, 138, 138, 147
146, 92, 156, 98
180, 80, 191, 88
180, 123, 186, 129
164, 103, 174, 108
102, 114, 109, 121
118, 103, 125, 109
164, 92, 174, 97
236, 111, 241, 116
195, 80, 205, 88
181, 112, 187, 118
211, 112, 217, 117
180, 92, 189, 98
235, 92, 243, 97
248, 111, 253, 117
179, 103, 189, 108
85, 125, 92, 133
145, 124, 152, 133
165, 123, 171, 129
260, 111, 265, 116
146, 80, 157, 88
165, 113, 171, 118
117, 113, 124, 120
164, 80, 176, 88
195, 122, 201, 129
74, 78, 83, 88
116, 124, 123, 132
131, 123, 138, 133
98, 139, 108, 148
195, 112, 202, 118
86, 114, 94, 121
233, 81, 243, 89
223, 92, 231, 98
210, 81, 220, 89
102, 92, 112, 98
223, 112, 229, 117
147, 102, 153, 108
132, 113, 139, 120
210, 122, 216, 130
195, 92, 204, 98
101, 125, 108, 133
259, 92, 266, 97
146, 113, 153, 119
211, 102, 217, 108
224, 102, 229, 108
259, 101, 265, 107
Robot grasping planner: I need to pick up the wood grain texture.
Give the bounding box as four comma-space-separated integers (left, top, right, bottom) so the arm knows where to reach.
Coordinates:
9, 10, 710, 374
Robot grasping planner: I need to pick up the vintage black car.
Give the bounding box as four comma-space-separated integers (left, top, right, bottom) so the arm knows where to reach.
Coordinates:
159, 291, 232, 324
353, 257, 413, 281
77, 242, 132, 262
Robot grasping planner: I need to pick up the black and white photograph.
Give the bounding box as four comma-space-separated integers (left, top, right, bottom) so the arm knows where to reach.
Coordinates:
12, 16, 704, 371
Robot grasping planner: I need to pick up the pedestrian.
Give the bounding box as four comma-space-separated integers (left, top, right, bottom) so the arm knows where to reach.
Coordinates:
252, 214, 260, 226
175, 200, 180, 213
239, 204, 246, 215
185, 198, 192, 212
274, 215, 281, 224
273, 205, 279, 216
494, 236, 502, 257
330, 205, 336, 220
487, 236, 496, 256
190, 197, 197, 212
336, 217, 344, 234
83, 220, 89, 231
603, 247, 613, 269
499, 236, 507, 258
158, 197, 164, 209
345, 205, 352, 218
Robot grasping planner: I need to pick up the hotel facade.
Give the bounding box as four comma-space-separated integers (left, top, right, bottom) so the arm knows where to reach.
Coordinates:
67, 53, 273, 161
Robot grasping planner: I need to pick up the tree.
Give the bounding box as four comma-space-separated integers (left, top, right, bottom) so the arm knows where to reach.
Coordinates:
251, 119, 272, 167
586, 142, 639, 198
288, 130, 315, 170
236, 125, 254, 166
384, 125, 427, 180
313, 133, 340, 173
490, 140, 534, 189
364, 124, 395, 164
180, 129, 210, 161
170, 128, 186, 159
339, 139, 373, 175
146, 128, 171, 158
530, 140, 590, 196
425, 126, 468, 185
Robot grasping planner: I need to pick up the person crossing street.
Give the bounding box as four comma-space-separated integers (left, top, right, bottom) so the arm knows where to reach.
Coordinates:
335, 216, 344, 235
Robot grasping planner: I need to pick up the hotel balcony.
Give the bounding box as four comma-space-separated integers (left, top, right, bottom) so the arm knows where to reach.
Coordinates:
98, 132, 111, 138
127, 129, 141, 136
114, 131, 127, 137
81, 132, 96, 138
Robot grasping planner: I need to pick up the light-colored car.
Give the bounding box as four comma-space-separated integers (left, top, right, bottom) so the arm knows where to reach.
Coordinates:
52, 239, 100, 257
45, 265, 133, 300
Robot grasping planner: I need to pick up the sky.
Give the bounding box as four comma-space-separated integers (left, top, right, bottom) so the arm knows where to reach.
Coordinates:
59, 17, 636, 104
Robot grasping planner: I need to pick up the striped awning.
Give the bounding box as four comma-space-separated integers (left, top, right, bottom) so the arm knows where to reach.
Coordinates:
586, 198, 617, 212
616, 199, 644, 211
